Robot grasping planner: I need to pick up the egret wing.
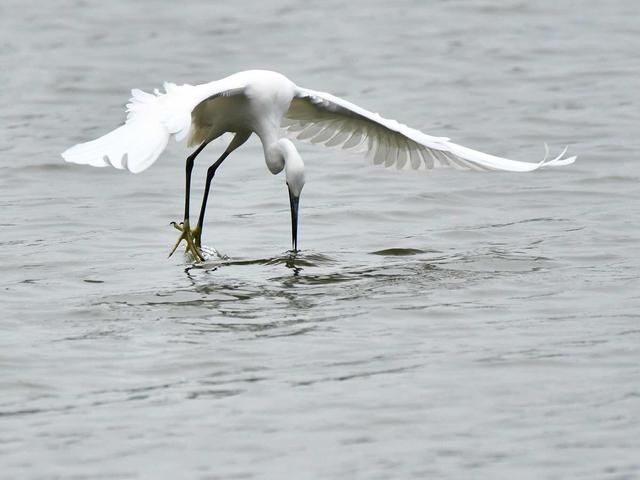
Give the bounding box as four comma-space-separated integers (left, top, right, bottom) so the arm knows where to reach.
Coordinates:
62, 78, 248, 173
283, 87, 576, 172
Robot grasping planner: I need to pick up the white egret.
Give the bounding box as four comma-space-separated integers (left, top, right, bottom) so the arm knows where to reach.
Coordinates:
61, 70, 576, 261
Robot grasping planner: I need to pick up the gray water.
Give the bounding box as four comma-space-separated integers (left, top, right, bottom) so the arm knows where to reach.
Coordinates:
1, 0, 639, 478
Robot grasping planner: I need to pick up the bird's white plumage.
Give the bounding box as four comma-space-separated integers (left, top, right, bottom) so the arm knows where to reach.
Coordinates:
283, 87, 576, 172
61, 69, 576, 175
61, 73, 256, 173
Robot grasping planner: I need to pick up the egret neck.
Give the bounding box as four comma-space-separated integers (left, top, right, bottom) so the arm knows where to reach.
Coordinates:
273, 138, 305, 251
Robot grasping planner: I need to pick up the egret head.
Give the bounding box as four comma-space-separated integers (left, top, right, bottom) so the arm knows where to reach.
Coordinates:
278, 138, 305, 251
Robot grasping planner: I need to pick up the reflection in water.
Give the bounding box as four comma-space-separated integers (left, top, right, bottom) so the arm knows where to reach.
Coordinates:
184, 250, 335, 282
101, 245, 552, 334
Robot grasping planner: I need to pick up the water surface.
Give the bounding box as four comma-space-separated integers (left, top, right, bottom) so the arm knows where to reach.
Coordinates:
1, 0, 639, 478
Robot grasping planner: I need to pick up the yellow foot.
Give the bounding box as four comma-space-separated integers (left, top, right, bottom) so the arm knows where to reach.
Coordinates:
169, 220, 204, 262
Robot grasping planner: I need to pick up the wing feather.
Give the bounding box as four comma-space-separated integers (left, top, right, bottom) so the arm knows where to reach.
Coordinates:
343, 126, 366, 150
325, 128, 350, 147
283, 86, 576, 172
63, 76, 250, 173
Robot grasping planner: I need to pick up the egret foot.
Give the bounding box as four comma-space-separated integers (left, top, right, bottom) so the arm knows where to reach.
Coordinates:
169, 219, 205, 262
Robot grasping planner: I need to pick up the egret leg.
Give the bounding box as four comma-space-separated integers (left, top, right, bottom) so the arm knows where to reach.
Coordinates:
193, 151, 231, 248
192, 132, 251, 248
169, 141, 210, 261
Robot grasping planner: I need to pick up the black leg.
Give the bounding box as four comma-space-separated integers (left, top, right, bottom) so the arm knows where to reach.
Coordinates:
193, 132, 251, 247
195, 150, 231, 236
169, 141, 210, 261
183, 141, 210, 221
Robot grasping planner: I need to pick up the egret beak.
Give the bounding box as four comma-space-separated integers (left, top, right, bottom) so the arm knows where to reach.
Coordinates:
288, 185, 300, 252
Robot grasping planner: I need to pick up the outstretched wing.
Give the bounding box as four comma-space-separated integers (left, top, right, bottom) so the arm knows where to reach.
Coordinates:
283, 87, 576, 172
62, 77, 248, 174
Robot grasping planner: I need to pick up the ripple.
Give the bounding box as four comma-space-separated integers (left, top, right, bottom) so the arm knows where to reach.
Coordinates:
370, 247, 431, 256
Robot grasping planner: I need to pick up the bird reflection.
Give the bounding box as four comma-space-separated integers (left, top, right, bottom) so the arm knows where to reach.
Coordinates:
284, 250, 303, 276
